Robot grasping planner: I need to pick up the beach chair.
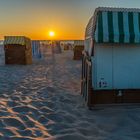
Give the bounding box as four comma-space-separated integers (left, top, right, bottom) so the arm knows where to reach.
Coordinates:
4, 36, 32, 65
73, 40, 84, 60
83, 7, 140, 108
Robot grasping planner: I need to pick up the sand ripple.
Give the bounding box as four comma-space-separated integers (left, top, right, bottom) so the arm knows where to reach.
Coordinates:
0, 50, 140, 139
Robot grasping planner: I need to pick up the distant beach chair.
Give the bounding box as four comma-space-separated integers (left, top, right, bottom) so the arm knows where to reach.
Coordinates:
4, 36, 32, 65
64, 44, 69, 50
52, 41, 62, 54
32, 40, 42, 59
0, 43, 4, 65
73, 40, 84, 60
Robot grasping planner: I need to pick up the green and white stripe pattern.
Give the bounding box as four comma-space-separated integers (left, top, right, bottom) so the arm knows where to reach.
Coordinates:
86, 7, 140, 43
4, 36, 30, 46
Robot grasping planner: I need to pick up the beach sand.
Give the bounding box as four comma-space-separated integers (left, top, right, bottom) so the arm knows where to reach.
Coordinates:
0, 46, 140, 140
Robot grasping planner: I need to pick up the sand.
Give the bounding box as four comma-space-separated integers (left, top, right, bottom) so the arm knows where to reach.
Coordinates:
0, 44, 140, 140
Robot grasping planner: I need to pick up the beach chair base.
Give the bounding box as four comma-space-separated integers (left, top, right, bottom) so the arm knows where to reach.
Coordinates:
5, 44, 32, 65
81, 51, 140, 108
87, 88, 140, 107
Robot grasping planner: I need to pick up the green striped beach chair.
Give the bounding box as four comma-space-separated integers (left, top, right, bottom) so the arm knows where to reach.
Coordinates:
83, 7, 140, 108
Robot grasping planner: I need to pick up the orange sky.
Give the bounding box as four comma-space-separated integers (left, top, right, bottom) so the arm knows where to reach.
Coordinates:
0, 0, 140, 40
1, 16, 86, 40
0, 0, 91, 40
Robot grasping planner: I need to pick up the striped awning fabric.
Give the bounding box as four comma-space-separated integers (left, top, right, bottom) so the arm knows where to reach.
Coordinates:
74, 40, 84, 46
86, 7, 140, 43
4, 36, 30, 45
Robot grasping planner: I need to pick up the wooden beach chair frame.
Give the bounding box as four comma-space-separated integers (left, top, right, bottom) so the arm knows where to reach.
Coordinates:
82, 7, 140, 108
81, 52, 140, 109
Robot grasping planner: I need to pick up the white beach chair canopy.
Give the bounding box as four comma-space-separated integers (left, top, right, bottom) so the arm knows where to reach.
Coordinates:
85, 7, 140, 43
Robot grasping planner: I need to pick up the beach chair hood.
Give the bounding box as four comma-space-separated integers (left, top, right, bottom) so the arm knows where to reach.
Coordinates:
4, 36, 31, 49
85, 7, 140, 55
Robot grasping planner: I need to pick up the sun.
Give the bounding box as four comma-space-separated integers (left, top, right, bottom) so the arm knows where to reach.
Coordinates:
49, 31, 55, 37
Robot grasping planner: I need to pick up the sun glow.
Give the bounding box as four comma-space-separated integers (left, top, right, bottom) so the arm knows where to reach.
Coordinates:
49, 31, 55, 37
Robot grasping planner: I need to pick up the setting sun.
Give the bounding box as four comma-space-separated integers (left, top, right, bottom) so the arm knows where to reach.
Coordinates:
49, 31, 55, 37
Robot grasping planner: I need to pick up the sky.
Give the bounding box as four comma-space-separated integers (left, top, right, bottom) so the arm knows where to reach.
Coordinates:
0, 0, 140, 40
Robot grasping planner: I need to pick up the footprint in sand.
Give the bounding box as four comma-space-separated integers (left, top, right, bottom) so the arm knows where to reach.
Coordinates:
17, 129, 33, 137
38, 115, 49, 124
0, 128, 15, 137
0, 110, 11, 117
40, 106, 53, 113
55, 134, 89, 140
34, 130, 43, 137
12, 105, 39, 115
5, 137, 33, 140
47, 87, 56, 92
7, 101, 20, 107
0, 120, 5, 128
47, 113, 64, 122
3, 118, 26, 130
25, 120, 35, 128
